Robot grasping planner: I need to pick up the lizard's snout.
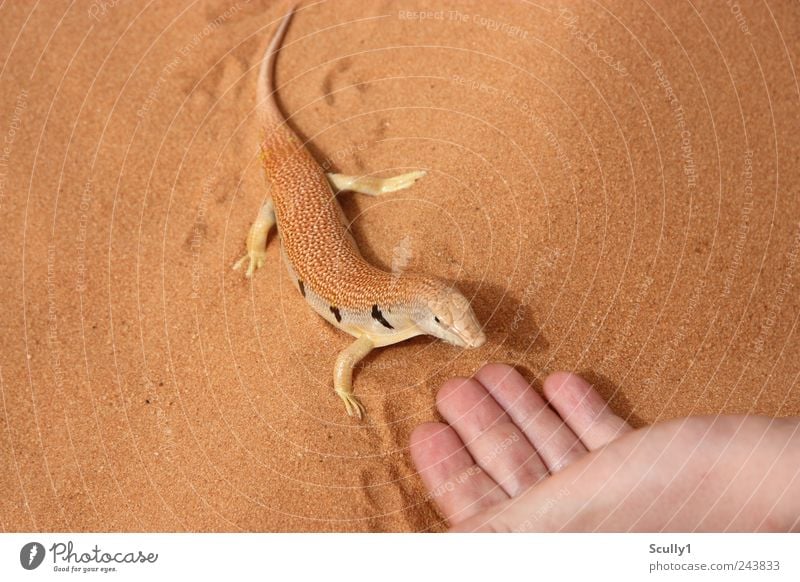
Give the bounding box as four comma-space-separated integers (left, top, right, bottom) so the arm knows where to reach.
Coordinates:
456, 323, 486, 349
419, 278, 486, 350
468, 329, 487, 348
446, 311, 486, 349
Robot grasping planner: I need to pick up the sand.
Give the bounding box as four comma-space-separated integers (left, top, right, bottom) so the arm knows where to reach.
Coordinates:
1, 0, 798, 532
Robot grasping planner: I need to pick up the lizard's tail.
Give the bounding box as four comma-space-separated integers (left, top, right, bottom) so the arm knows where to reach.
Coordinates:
257, 4, 296, 128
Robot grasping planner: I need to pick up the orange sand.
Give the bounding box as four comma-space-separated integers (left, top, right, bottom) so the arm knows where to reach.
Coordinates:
1, 0, 798, 532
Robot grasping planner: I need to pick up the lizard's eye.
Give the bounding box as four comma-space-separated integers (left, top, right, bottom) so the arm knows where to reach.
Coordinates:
434, 316, 441, 324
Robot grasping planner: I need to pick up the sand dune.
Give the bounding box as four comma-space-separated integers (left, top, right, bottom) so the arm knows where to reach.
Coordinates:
1, 0, 798, 531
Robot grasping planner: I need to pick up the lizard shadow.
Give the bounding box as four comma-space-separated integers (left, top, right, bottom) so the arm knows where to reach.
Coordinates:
457, 278, 549, 355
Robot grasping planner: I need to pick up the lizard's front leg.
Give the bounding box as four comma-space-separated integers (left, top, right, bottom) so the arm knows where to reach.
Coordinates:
333, 334, 375, 419
233, 198, 275, 277
327, 170, 425, 196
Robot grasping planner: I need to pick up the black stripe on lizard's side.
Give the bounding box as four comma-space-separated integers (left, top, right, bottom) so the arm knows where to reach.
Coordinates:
298, 280, 305, 297
371, 304, 394, 329
330, 305, 342, 323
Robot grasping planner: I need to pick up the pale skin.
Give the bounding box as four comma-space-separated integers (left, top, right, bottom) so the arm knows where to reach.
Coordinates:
410, 363, 800, 531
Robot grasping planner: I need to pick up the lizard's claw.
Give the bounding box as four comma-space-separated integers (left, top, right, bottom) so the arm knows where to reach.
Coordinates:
336, 390, 366, 419
233, 250, 267, 278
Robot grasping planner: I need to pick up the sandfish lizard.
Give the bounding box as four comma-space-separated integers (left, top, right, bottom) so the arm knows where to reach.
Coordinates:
234, 5, 486, 418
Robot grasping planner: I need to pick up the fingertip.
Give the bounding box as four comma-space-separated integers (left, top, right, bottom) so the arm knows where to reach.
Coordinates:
475, 361, 516, 377
543, 371, 591, 400
473, 362, 520, 390
436, 376, 473, 409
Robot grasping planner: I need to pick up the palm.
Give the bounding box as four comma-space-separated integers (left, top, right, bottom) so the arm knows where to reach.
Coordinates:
410, 364, 799, 532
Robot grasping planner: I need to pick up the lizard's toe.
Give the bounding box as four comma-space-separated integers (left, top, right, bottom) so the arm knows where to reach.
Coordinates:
232, 255, 247, 271
233, 251, 267, 278
337, 391, 366, 420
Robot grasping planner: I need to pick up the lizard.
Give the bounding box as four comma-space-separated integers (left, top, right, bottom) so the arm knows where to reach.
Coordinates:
233, 4, 486, 419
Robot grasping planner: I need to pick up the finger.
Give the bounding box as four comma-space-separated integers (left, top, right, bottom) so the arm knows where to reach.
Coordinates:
410, 422, 509, 524
436, 377, 549, 496
543, 372, 632, 450
474, 363, 587, 472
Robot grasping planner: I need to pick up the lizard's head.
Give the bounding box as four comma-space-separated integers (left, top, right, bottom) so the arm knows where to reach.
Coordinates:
410, 277, 486, 349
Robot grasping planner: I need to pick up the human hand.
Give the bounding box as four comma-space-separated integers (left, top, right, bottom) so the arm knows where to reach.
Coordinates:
410, 364, 800, 531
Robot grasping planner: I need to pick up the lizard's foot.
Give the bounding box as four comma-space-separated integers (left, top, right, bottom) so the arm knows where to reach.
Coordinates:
234, 199, 275, 277
333, 335, 374, 419
327, 170, 426, 196
232, 249, 267, 278
376, 170, 426, 193
336, 389, 366, 419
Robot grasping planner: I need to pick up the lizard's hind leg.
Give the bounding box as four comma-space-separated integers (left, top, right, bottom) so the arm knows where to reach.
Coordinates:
327, 170, 425, 196
233, 198, 276, 278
